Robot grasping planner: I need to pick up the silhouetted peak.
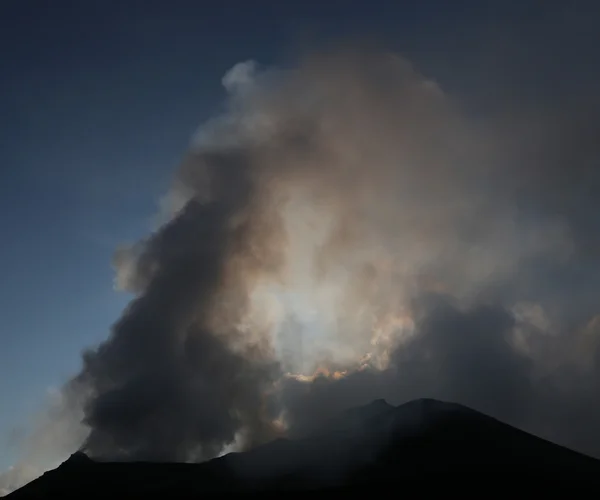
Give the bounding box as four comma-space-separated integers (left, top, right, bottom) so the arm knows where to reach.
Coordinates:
368, 398, 393, 411
344, 398, 394, 420
398, 398, 469, 415
384, 398, 482, 438
63, 451, 93, 467
8, 398, 600, 497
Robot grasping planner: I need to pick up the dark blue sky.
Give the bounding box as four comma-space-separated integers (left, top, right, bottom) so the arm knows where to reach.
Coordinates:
0, 0, 598, 469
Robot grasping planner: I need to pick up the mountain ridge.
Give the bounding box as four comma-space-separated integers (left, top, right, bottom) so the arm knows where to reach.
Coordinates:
6, 398, 600, 497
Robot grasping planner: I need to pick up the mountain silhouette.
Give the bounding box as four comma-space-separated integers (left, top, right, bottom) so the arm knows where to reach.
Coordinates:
6, 398, 600, 497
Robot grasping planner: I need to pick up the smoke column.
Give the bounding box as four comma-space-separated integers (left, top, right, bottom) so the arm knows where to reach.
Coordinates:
3, 42, 600, 492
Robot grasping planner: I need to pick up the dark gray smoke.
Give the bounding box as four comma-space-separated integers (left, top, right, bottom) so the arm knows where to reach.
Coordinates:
79, 150, 285, 461
84, 43, 600, 460
3, 40, 600, 493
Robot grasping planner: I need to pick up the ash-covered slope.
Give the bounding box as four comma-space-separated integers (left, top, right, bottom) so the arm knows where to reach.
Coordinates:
7, 398, 600, 497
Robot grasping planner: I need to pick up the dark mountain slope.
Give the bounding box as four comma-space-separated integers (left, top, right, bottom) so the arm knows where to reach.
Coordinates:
7, 398, 600, 498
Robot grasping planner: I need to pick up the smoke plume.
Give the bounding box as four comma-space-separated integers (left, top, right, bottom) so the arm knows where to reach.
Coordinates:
3, 41, 600, 492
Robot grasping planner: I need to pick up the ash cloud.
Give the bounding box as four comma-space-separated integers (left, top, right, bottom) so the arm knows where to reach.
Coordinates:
87, 43, 600, 460
4, 40, 600, 492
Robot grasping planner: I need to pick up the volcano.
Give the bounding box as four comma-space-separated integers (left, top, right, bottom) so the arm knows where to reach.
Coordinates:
6, 398, 600, 497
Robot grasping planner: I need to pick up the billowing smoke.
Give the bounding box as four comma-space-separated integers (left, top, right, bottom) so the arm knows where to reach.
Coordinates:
3, 42, 600, 491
